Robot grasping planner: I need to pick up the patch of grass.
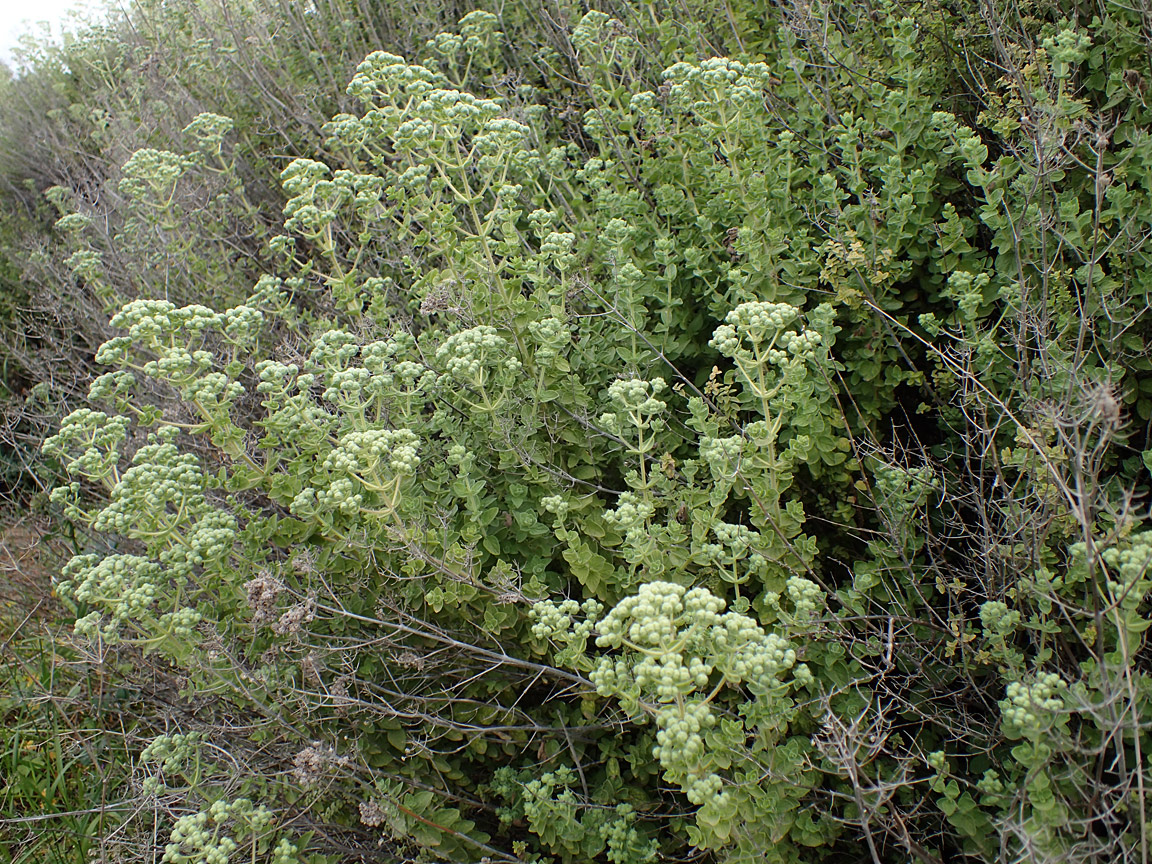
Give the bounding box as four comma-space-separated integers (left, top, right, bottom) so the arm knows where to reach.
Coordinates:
0, 517, 135, 864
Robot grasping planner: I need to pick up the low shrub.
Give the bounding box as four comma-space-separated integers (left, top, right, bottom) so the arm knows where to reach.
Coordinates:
26, 1, 1152, 862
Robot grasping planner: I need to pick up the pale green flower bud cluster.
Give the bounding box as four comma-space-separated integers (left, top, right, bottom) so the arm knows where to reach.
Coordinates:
570, 11, 615, 53
97, 301, 262, 399
539, 230, 577, 271
710, 302, 819, 365
393, 360, 436, 391
42, 409, 130, 480
722, 629, 795, 684
473, 118, 530, 154
653, 700, 720, 803
1042, 28, 1091, 79
603, 491, 655, 543
425, 31, 463, 63
530, 597, 604, 641
394, 163, 430, 193
588, 581, 796, 697
358, 333, 405, 371
141, 346, 213, 386
87, 371, 136, 404
183, 112, 234, 155
540, 494, 570, 522
161, 509, 238, 572
600, 218, 634, 255
55, 212, 92, 233
570, 10, 639, 71
346, 51, 445, 105
699, 434, 744, 479
162, 798, 274, 864
93, 438, 206, 534
48, 416, 230, 647
663, 56, 778, 154
95, 336, 134, 367
322, 428, 421, 479
435, 325, 507, 382
571, 582, 772, 809
596, 582, 718, 651
183, 372, 243, 408
140, 731, 203, 774
222, 305, 263, 345
872, 461, 939, 512
601, 379, 668, 458
663, 58, 777, 120
271, 838, 300, 864
415, 89, 501, 138
57, 553, 163, 639
528, 208, 557, 238
979, 600, 1020, 637
255, 360, 300, 397
73, 611, 103, 640
786, 576, 825, 621
303, 477, 361, 517
474, 119, 540, 175
108, 298, 186, 336
598, 802, 657, 864
246, 274, 290, 315
629, 91, 657, 115
766, 328, 823, 366
309, 329, 360, 370
158, 606, 203, 640
280, 158, 331, 201
713, 522, 754, 555
520, 765, 578, 827
457, 9, 502, 57
513, 763, 656, 863
65, 249, 103, 281
322, 367, 372, 404
1000, 673, 1065, 732
1101, 538, 1152, 606
608, 377, 667, 416
944, 270, 991, 322
119, 148, 191, 203
573, 157, 614, 194
615, 262, 647, 295
393, 116, 433, 152
976, 769, 1006, 799
708, 327, 740, 359
280, 160, 385, 235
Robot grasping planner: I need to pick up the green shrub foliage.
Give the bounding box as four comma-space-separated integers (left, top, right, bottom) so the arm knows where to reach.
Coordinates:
32, 0, 1152, 862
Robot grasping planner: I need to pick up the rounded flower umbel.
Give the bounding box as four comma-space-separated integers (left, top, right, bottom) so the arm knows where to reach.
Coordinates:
160, 797, 282, 864
709, 301, 825, 418
435, 325, 518, 412
42, 408, 130, 485
294, 428, 421, 520
1101, 536, 1152, 609
1000, 672, 1066, 737
535, 581, 797, 809
601, 377, 669, 495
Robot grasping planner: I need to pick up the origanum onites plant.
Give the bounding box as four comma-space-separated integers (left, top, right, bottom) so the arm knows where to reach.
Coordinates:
42, 4, 1152, 863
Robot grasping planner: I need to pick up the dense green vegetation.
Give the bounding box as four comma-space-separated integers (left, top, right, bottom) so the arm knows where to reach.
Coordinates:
3, 0, 1152, 861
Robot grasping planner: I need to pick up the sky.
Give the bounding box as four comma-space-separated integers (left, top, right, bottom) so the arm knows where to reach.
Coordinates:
0, 0, 107, 69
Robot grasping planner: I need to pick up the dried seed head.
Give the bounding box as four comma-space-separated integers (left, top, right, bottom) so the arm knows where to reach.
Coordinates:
273, 594, 316, 637
394, 650, 425, 671
244, 570, 284, 626
292, 742, 347, 787
300, 652, 323, 684
359, 799, 388, 827
1088, 383, 1121, 426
